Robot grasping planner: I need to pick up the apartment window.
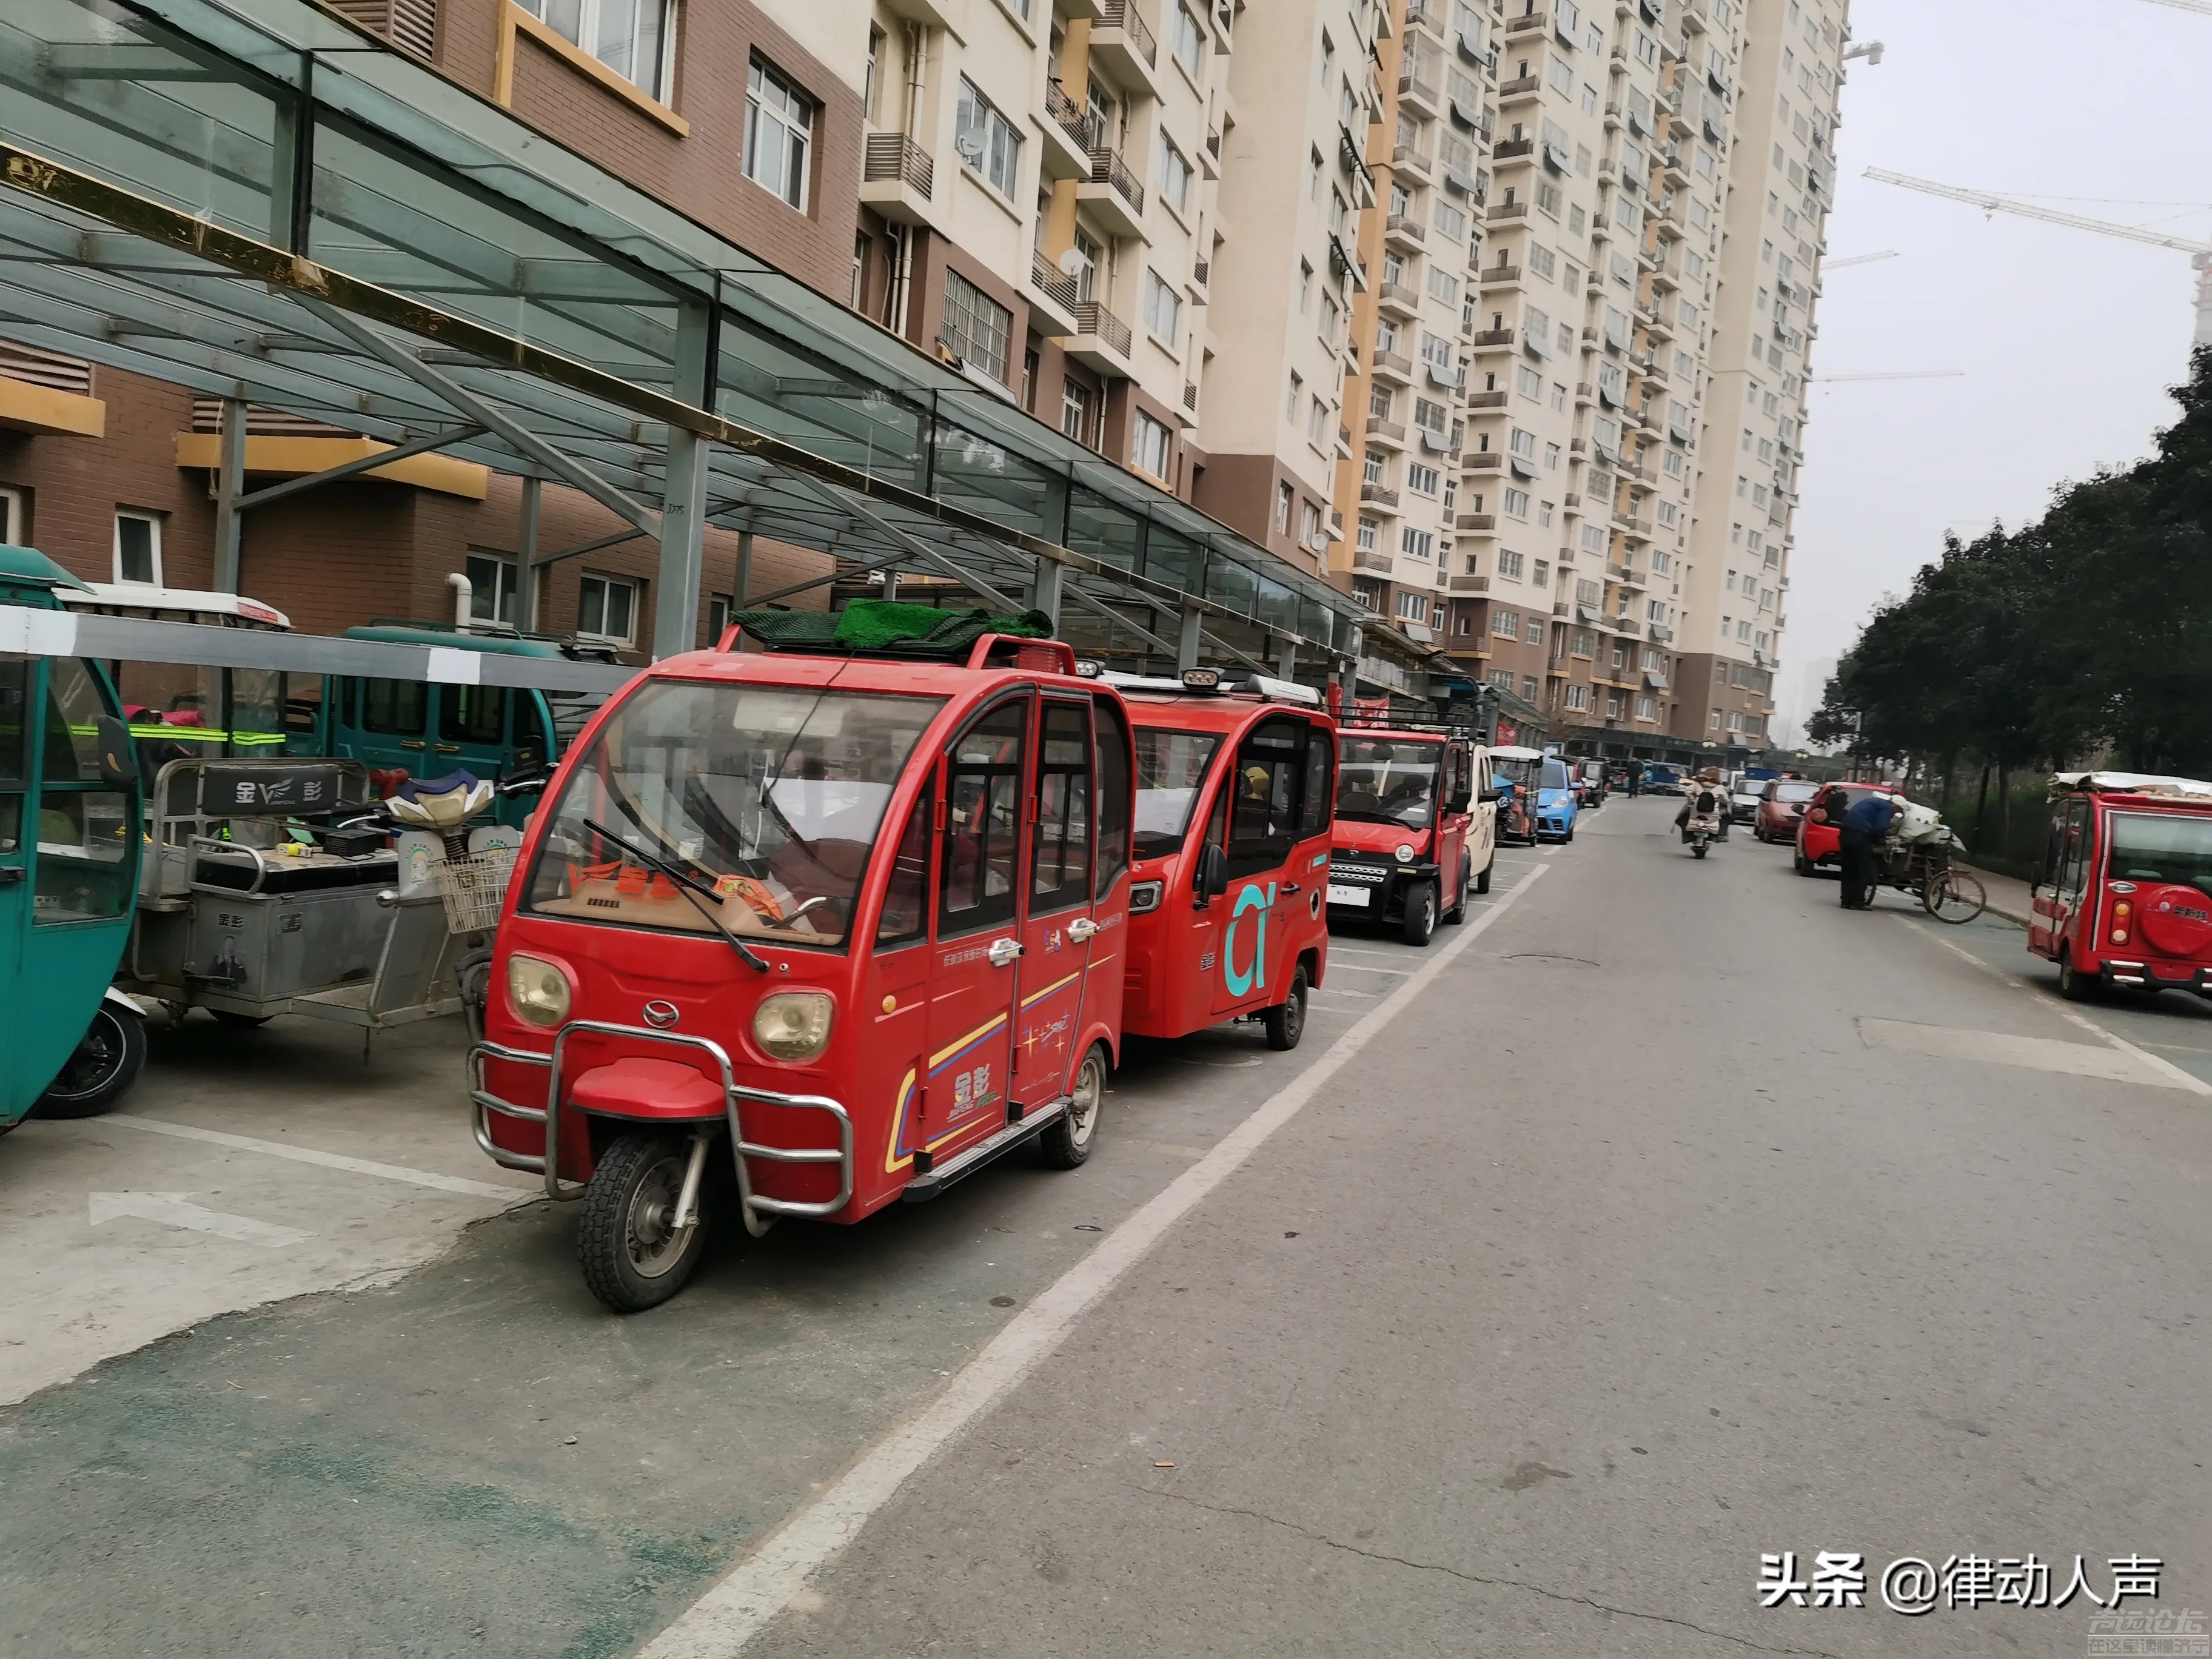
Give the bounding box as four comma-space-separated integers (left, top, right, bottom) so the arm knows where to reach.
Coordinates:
514, 0, 672, 99
1396, 591, 1428, 622
465, 552, 520, 624
1275, 481, 1294, 533
1564, 684, 1589, 711
1309, 147, 1325, 202
1061, 380, 1094, 446
1407, 463, 1440, 496
1412, 398, 1447, 435
956, 78, 1023, 198
1522, 672, 1539, 696
1298, 261, 1314, 315
1319, 293, 1341, 344
942, 270, 1013, 384
1646, 598, 1667, 622
1515, 365, 1543, 398
1426, 268, 1460, 305
1493, 609, 1520, 637
1363, 449, 1386, 486
1156, 132, 1193, 214
1490, 668, 1516, 691
578, 572, 639, 645
1300, 499, 1324, 548
864, 27, 883, 122
0, 485, 22, 544
1537, 500, 1555, 528
1132, 411, 1172, 480
113, 510, 162, 585
745, 59, 814, 210
1635, 695, 1657, 721
1509, 426, 1535, 458
1356, 516, 1379, 551
1142, 269, 1183, 341
1285, 372, 1304, 425
1422, 332, 1455, 374
1503, 488, 1530, 518
1498, 549, 1524, 579
1168, 2, 1205, 78
1307, 394, 1332, 443
1435, 200, 1467, 243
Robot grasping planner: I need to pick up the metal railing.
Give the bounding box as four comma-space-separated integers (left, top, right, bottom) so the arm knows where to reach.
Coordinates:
1031, 252, 1079, 313
1073, 301, 1133, 357
1099, 0, 1158, 67
864, 133, 934, 198
1088, 147, 1147, 215
1045, 81, 1095, 149
1359, 483, 1400, 508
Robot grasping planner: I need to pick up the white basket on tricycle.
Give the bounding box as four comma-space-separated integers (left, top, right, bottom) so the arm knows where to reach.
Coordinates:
432, 845, 517, 934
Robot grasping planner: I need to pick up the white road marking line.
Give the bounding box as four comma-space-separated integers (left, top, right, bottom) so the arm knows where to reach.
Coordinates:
636, 864, 1553, 1659
1857, 1017, 2189, 1088
1908, 927, 2212, 1098
1327, 946, 1413, 959
88, 1191, 310, 1246
101, 1115, 520, 1198
1327, 962, 1412, 976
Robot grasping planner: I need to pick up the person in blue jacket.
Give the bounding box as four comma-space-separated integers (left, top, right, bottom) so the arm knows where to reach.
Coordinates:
1838, 789, 1902, 910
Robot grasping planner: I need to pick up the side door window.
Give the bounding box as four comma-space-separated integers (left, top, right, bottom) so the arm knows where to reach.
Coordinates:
938, 697, 1029, 937
1092, 695, 1132, 900
2059, 802, 2092, 897
1224, 716, 1307, 882
358, 678, 431, 757
1028, 700, 1093, 916
436, 685, 509, 760
875, 779, 934, 950
34, 657, 133, 923
1297, 721, 1332, 840
0, 655, 26, 859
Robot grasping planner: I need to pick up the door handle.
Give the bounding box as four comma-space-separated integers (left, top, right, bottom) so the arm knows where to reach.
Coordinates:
1066, 916, 1101, 942
398, 739, 426, 750
987, 937, 1024, 968
1280, 882, 1301, 895
432, 743, 461, 753
0, 865, 21, 885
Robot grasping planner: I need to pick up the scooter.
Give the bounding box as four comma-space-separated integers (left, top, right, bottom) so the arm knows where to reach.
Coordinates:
1682, 784, 1729, 859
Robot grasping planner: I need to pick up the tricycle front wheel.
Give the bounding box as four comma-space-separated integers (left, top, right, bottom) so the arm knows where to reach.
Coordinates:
578, 1132, 709, 1313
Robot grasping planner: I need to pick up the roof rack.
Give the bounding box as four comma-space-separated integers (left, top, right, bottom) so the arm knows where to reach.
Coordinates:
359, 617, 623, 663
1086, 665, 1323, 707
1338, 714, 1475, 737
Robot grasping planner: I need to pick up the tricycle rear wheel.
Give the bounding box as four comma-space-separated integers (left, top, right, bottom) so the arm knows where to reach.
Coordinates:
1264, 964, 1310, 1051
34, 1002, 147, 1119
578, 1132, 709, 1313
1038, 1044, 1108, 1169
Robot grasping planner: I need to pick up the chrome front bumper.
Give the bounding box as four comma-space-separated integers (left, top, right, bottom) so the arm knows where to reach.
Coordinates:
469, 1020, 854, 1225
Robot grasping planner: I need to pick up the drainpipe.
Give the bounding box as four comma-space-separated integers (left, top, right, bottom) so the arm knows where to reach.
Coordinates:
446, 571, 473, 632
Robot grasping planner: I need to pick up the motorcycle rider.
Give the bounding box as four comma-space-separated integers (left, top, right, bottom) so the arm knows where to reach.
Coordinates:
1675, 766, 1731, 842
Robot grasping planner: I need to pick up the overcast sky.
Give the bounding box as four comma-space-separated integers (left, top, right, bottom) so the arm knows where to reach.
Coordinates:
1774, 0, 2212, 740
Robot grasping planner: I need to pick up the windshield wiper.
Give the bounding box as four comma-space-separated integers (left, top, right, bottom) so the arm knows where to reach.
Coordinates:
585, 817, 770, 973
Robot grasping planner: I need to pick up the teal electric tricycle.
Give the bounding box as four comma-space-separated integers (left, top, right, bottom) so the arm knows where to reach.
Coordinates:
1, 546, 146, 1131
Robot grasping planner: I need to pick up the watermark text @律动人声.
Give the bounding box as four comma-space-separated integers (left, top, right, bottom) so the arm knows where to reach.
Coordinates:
1754, 1553, 2202, 1652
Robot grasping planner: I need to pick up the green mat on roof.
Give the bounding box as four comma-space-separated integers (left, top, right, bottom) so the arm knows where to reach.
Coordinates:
732, 599, 1054, 656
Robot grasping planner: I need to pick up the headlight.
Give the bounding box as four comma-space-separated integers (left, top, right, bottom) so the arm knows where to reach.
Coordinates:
1394, 844, 1415, 863
754, 991, 834, 1061
505, 953, 572, 1028
1129, 879, 1164, 914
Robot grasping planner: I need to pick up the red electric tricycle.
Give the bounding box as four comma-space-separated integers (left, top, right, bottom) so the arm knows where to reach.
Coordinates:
1107, 667, 1335, 1053
2029, 771, 2212, 1000
1327, 718, 1492, 945
471, 617, 1134, 1309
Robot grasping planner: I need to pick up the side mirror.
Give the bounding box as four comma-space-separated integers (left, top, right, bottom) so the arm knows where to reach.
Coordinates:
95, 715, 139, 789
1478, 786, 1502, 803
1193, 841, 1229, 907
1447, 787, 1474, 814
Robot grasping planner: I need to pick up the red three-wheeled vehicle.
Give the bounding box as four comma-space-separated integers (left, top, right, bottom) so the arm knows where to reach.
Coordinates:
472, 625, 1134, 1309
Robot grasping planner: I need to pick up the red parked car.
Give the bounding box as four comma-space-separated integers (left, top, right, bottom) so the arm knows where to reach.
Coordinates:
2030, 772, 2212, 999
1794, 782, 1885, 877
1754, 779, 1822, 845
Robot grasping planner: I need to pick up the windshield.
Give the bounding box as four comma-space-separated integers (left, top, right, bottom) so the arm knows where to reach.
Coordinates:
524, 683, 944, 950
1335, 737, 1440, 827
1491, 755, 1540, 789
1133, 728, 1222, 858
2105, 811, 2212, 893
1775, 782, 1820, 803
1538, 759, 1570, 790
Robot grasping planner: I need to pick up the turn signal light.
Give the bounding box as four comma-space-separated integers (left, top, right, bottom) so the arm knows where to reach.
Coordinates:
506, 953, 572, 1028
2110, 900, 2133, 946
754, 991, 834, 1061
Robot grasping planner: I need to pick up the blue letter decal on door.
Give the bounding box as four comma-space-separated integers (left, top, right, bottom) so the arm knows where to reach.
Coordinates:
1223, 881, 1275, 996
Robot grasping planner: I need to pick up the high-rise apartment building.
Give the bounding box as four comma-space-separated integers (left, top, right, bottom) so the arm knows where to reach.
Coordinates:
1677, 0, 1848, 746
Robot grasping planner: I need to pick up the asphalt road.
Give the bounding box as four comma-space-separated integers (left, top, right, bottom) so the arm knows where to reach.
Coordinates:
2, 797, 2206, 1658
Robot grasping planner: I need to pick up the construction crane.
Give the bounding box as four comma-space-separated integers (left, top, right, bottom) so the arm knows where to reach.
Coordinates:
2136, 0, 2212, 16
1823, 250, 1899, 270
1866, 167, 2212, 348
1812, 370, 1965, 383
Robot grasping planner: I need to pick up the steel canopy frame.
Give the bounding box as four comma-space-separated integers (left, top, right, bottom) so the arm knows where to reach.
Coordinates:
0, 0, 1443, 687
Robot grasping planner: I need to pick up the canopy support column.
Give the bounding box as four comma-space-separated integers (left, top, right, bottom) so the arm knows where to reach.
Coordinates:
210, 397, 246, 593
1059, 585, 1179, 660
1276, 639, 1298, 680
515, 475, 542, 632
653, 302, 716, 660
1031, 558, 1065, 630
734, 529, 754, 607
1176, 608, 1202, 672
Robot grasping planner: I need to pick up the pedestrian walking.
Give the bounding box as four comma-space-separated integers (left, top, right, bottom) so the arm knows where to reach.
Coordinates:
1626, 757, 1644, 798
1838, 789, 1902, 910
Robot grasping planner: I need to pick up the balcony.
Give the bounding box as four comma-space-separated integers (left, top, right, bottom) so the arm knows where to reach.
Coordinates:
1491, 136, 1535, 166
1392, 142, 1433, 179
1079, 147, 1149, 240
1397, 69, 1441, 118
1487, 199, 1528, 224
1039, 82, 1094, 180
1504, 12, 1544, 36
1450, 573, 1490, 592
1370, 347, 1415, 383
859, 133, 938, 226
1456, 512, 1496, 531
1375, 281, 1421, 320
1466, 388, 1508, 410
1353, 547, 1394, 573
1498, 74, 1540, 104
1027, 252, 1084, 337
1359, 483, 1401, 509
1091, 0, 1161, 93
1366, 415, 1407, 447
1191, 258, 1210, 290
1574, 381, 1594, 406
1468, 327, 1515, 351
1385, 213, 1426, 250
1066, 300, 1135, 377
1479, 263, 1523, 289
1201, 126, 1221, 179
1464, 451, 1503, 471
